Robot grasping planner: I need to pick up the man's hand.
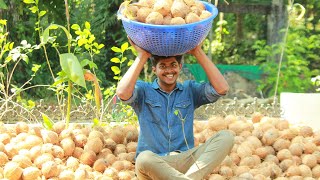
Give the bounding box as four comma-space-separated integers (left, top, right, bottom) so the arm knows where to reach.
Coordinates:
128, 37, 151, 59
187, 42, 204, 57
187, 42, 230, 95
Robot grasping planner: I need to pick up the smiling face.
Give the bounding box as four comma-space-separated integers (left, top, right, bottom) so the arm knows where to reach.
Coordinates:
152, 57, 182, 93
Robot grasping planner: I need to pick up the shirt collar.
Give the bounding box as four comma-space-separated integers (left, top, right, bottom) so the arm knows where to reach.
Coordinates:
151, 79, 183, 91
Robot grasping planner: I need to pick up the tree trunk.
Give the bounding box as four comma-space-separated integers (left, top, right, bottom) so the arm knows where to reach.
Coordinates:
267, 0, 288, 62
236, 13, 244, 42
267, 0, 288, 45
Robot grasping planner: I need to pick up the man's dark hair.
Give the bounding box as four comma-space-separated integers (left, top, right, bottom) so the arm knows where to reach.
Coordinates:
150, 55, 183, 67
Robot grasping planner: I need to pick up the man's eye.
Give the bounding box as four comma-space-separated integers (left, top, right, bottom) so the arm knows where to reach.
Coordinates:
172, 64, 178, 67
159, 65, 165, 69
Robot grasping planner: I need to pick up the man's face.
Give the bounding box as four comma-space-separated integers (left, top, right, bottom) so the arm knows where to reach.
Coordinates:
152, 57, 182, 90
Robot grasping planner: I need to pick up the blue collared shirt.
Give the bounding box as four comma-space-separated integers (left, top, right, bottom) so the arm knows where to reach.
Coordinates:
120, 79, 223, 157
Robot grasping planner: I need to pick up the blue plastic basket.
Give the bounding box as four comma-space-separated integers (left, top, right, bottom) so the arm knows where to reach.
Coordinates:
118, 1, 218, 56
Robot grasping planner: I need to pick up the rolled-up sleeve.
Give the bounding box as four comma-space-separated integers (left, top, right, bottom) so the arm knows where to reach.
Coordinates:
204, 83, 224, 102
118, 88, 138, 104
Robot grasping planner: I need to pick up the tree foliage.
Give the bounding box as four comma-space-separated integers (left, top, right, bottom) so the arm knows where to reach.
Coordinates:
0, 0, 319, 99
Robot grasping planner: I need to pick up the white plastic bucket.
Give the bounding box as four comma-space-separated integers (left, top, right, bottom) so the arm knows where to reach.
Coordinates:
280, 92, 320, 129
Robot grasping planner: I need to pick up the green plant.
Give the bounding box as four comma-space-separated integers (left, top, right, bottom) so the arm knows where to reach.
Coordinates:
174, 109, 200, 170
184, 18, 229, 64
0, 1, 7, 9
23, 0, 105, 127
42, 23, 86, 127
253, 39, 318, 97
208, 18, 229, 60
106, 42, 138, 124
174, 109, 190, 149
23, 0, 55, 79
253, 1, 320, 97
0, 19, 44, 120
71, 21, 105, 119
22, 0, 66, 120
110, 42, 134, 81
45, 20, 106, 123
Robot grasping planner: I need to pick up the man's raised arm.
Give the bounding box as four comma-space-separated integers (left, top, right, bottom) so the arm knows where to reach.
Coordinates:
116, 39, 151, 100
188, 44, 229, 95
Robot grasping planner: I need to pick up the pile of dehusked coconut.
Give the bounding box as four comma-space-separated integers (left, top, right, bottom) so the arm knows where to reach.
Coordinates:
199, 113, 320, 180
120, 0, 213, 25
0, 113, 320, 179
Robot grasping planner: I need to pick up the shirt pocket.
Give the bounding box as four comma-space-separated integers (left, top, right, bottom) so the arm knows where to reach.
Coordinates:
174, 100, 192, 121
145, 99, 162, 124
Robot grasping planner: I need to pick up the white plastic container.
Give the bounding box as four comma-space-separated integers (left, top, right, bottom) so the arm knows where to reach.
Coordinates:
280, 92, 320, 129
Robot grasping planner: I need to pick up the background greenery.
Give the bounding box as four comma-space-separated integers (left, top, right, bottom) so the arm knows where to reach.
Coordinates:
1, 0, 319, 100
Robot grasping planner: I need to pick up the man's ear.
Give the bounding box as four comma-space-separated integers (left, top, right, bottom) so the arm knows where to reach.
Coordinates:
179, 64, 183, 70
152, 66, 156, 73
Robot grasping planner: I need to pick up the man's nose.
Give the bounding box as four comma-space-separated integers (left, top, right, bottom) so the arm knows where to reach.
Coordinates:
164, 66, 174, 71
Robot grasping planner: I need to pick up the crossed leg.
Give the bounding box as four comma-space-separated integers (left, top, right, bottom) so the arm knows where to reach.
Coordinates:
135, 130, 234, 180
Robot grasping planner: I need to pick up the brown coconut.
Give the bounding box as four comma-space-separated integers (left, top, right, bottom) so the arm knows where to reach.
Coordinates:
114, 144, 127, 156
41, 129, 59, 145
194, 0, 205, 11
185, 12, 200, 23
52, 120, 66, 134
0, 151, 9, 166
261, 128, 279, 146
199, 10, 212, 20
146, 12, 164, 25
105, 138, 117, 151
33, 153, 54, 169
80, 150, 97, 166
170, 17, 186, 25
22, 166, 41, 180
15, 121, 29, 134
126, 141, 137, 153
97, 148, 112, 159
153, 0, 171, 16
302, 154, 317, 168
124, 125, 139, 143
66, 156, 80, 171
299, 126, 313, 137
11, 154, 33, 168
58, 170, 75, 180
73, 147, 84, 159
171, 0, 190, 18
3, 161, 23, 180
124, 5, 139, 20
163, 15, 173, 25
93, 158, 109, 172
251, 112, 263, 123
41, 161, 59, 179
52, 145, 64, 159
60, 137, 75, 157
21, 135, 43, 150
84, 137, 103, 154
137, 0, 156, 8
136, 7, 153, 23
183, 0, 196, 6
103, 167, 119, 179
110, 126, 125, 144
73, 133, 87, 148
